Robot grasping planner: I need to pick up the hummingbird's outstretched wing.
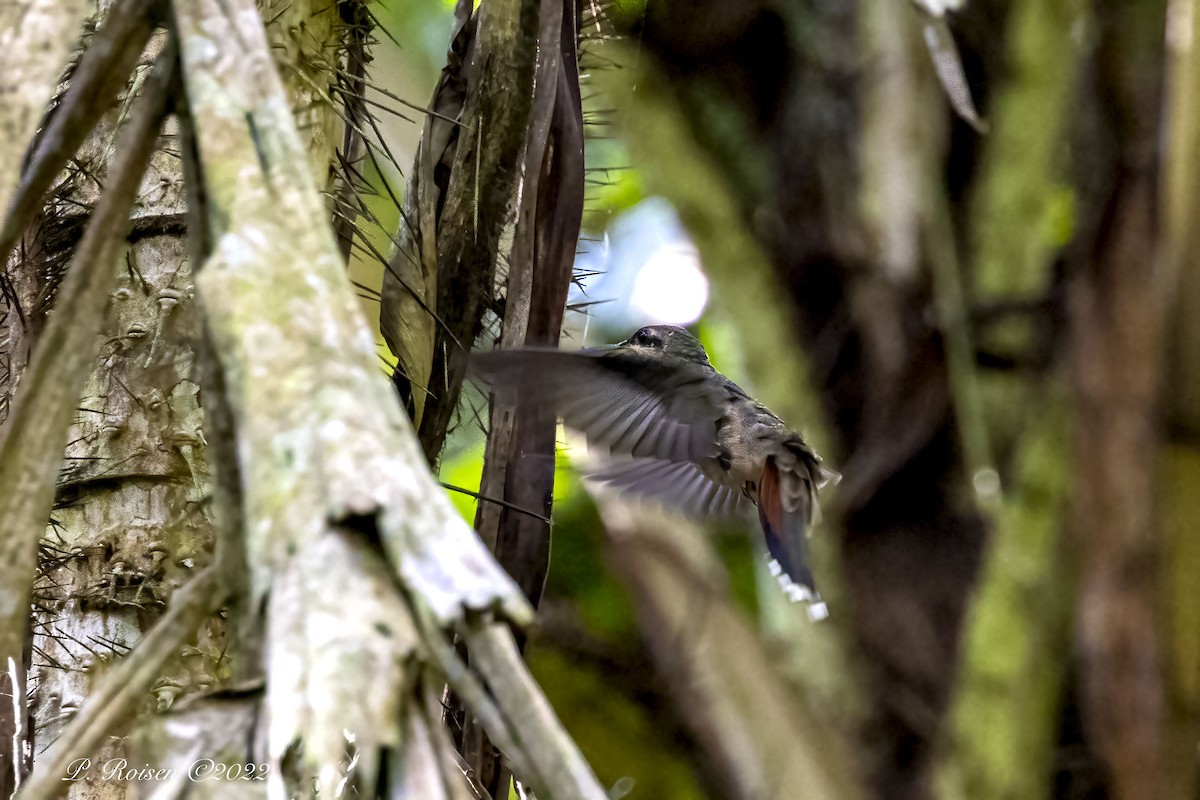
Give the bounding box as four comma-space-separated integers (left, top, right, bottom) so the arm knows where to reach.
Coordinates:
470, 348, 726, 464
584, 457, 754, 519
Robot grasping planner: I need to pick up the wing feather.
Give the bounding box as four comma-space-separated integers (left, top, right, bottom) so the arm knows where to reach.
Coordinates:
471, 348, 725, 463
585, 457, 752, 520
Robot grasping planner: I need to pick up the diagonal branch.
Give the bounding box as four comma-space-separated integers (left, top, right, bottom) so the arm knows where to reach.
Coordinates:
596, 500, 863, 800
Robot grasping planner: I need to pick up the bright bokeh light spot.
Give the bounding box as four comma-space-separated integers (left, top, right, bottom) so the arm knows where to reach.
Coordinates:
972, 467, 1001, 499
628, 245, 709, 325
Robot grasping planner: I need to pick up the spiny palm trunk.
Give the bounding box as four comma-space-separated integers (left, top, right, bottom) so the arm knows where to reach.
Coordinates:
3, 2, 345, 795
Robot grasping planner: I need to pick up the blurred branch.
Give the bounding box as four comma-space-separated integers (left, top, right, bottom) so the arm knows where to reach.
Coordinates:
929, 193, 997, 509
931, 1, 1089, 794
935, 397, 1072, 799
1069, 164, 1163, 797
1165, 0, 1200, 427
1067, 2, 1168, 796
860, 0, 936, 290
967, 0, 1084, 300
1159, 0, 1200, 794
596, 499, 863, 800
860, 0, 997, 509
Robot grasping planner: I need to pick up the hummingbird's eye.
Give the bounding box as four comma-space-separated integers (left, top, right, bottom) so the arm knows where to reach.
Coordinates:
633, 328, 658, 347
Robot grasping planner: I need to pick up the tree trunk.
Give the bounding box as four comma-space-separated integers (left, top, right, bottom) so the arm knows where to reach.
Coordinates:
0, 18, 221, 800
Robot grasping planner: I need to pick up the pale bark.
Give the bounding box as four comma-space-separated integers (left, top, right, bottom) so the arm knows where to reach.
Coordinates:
0, 0, 91, 223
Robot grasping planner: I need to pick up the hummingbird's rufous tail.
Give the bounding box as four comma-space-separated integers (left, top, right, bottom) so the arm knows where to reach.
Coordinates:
757, 458, 827, 620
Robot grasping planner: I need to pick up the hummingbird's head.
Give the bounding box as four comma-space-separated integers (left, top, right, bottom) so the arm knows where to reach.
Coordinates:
621, 325, 711, 364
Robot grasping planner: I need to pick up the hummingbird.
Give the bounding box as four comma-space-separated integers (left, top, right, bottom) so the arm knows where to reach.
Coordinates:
471, 324, 840, 618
